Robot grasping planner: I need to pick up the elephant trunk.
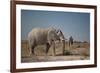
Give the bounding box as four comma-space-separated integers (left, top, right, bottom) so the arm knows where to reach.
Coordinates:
62, 40, 65, 55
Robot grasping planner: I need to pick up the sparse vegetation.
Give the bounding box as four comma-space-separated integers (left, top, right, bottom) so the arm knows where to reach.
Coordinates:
21, 40, 90, 63
63, 50, 71, 55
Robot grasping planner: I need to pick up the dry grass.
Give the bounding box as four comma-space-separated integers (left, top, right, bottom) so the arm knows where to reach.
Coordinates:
21, 40, 90, 62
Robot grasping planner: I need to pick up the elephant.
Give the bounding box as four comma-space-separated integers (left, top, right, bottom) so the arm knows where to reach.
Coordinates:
69, 36, 73, 47
27, 27, 65, 56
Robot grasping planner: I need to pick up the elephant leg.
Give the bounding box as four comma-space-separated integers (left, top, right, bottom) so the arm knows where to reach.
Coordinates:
32, 45, 35, 55
69, 41, 71, 47
28, 44, 32, 56
28, 48, 32, 56
46, 43, 50, 55
52, 41, 55, 56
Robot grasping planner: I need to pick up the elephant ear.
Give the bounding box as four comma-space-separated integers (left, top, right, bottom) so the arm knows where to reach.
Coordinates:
47, 28, 59, 41
55, 29, 59, 35
55, 29, 60, 35
57, 29, 65, 41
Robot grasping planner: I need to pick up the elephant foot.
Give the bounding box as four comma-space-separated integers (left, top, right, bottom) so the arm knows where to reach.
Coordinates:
28, 49, 35, 57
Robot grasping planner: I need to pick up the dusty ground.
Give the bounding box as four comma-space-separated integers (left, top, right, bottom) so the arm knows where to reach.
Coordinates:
21, 40, 90, 63
21, 55, 89, 63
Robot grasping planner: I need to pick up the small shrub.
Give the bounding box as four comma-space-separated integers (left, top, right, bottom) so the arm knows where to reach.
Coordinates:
63, 50, 71, 55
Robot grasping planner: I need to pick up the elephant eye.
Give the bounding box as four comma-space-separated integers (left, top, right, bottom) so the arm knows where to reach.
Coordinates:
56, 30, 59, 33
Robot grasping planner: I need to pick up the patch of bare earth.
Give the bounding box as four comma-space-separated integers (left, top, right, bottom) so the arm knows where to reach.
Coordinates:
21, 40, 90, 63
21, 55, 89, 63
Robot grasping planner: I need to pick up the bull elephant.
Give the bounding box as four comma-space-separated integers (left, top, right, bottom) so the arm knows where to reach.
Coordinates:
27, 27, 65, 56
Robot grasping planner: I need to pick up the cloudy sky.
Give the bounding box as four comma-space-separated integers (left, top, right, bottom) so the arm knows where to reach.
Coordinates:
21, 9, 90, 42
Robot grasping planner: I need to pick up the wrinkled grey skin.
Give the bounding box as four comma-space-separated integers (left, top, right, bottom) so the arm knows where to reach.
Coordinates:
28, 27, 65, 56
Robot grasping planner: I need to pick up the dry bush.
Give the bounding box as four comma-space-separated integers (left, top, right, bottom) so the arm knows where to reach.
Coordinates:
21, 40, 90, 57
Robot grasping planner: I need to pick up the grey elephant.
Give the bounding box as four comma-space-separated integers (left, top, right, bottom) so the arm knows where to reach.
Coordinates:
27, 27, 65, 56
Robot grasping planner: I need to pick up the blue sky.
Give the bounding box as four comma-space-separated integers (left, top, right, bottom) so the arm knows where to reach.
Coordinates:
21, 9, 90, 42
